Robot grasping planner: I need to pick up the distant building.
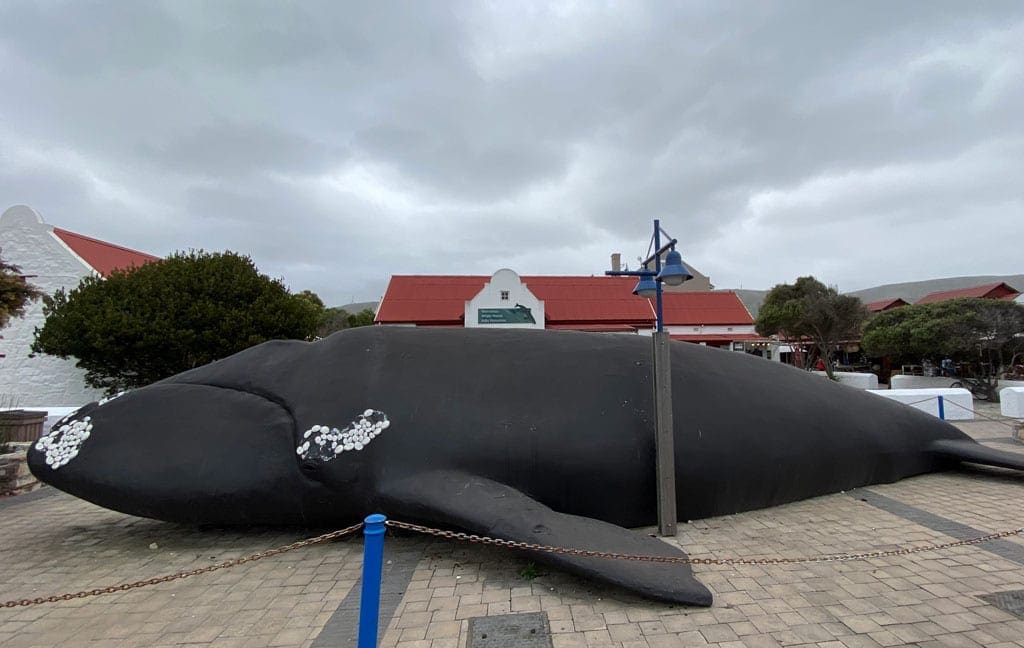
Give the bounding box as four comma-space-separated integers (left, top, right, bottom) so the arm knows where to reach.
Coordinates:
864, 297, 911, 312
375, 269, 758, 350
0, 205, 159, 406
916, 282, 1020, 304
608, 253, 715, 292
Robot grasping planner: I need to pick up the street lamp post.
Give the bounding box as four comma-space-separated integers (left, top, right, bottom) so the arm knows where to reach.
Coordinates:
606, 219, 692, 536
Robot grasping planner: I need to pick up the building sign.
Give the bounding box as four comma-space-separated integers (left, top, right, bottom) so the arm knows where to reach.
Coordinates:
477, 306, 536, 324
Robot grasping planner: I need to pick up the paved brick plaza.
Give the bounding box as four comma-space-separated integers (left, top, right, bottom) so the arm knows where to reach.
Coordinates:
2, 412, 1023, 647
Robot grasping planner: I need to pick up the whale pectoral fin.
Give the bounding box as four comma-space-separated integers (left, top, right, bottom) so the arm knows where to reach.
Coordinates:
378, 470, 712, 607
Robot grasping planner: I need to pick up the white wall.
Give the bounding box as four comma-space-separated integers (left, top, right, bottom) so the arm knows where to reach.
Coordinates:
465, 269, 545, 329
664, 323, 757, 336
0, 206, 105, 406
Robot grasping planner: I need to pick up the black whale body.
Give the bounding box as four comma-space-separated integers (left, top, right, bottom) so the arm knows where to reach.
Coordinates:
28, 327, 1024, 606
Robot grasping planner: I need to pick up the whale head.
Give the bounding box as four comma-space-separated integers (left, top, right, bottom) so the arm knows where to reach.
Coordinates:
27, 381, 357, 525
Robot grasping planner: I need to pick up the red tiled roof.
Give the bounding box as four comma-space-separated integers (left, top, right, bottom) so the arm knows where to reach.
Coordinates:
376, 275, 755, 328
864, 297, 910, 312
53, 228, 160, 277
527, 277, 655, 324
915, 282, 1021, 304
376, 275, 655, 325
657, 291, 754, 325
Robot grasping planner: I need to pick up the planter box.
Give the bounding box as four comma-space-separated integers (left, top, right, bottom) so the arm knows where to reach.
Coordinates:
0, 409, 47, 443
0, 443, 39, 495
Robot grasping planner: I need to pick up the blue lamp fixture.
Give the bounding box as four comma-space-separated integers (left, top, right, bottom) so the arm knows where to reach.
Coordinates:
658, 249, 693, 287
632, 275, 658, 299
608, 219, 692, 332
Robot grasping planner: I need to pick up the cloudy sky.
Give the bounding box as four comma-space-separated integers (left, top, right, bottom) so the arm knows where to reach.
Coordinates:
1, 1, 1022, 305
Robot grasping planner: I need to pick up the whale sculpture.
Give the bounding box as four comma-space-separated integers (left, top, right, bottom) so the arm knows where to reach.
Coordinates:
28, 327, 1024, 606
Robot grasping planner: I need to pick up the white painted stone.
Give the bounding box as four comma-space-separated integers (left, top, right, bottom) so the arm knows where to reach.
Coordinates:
868, 388, 974, 420
889, 375, 960, 390
811, 371, 878, 390
1000, 387, 1024, 419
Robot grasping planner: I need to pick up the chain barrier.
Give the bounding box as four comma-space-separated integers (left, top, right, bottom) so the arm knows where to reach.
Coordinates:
876, 392, 1021, 433
940, 396, 1022, 432
4, 515, 1024, 609
385, 519, 1024, 566
0, 483, 38, 499
0, 522, 364, 608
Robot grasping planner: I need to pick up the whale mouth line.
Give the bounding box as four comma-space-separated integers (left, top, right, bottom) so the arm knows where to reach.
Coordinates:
169, 380, 298, 434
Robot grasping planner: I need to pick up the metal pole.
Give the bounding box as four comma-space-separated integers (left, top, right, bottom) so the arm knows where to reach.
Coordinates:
358, 513, 387, 648
653, 220, 664, 333
652, 331, 677, 536
938, 395, 945, 420
650, 219, 676, 536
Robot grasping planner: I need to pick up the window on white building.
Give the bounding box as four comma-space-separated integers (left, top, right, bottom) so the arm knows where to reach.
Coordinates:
500, 291, 509, 300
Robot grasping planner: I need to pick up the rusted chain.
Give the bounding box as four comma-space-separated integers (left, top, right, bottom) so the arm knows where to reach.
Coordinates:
0, 522, 364, 608
385, 519, 1024, 565
942, 397, 1021, 431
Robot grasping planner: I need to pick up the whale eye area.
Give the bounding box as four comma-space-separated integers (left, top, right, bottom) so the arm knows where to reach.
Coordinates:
295, 409, 390, 462
35, 417, 94, 470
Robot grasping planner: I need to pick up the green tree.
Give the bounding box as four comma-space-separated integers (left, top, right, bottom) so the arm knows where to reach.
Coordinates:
295, 290, 325, 311
315, 307, 376, 338
32, 250, 321, 393
0, 250, 42, 330
756, 276, 868, 379
862, 298, 1024, 371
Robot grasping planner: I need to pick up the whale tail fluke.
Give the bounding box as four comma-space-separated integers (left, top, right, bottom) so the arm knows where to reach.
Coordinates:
930, 439, 1024, 472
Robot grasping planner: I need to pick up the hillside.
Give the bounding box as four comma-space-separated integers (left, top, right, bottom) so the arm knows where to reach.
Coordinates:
846, 275, 1024, 304
727, 275, 1024, 318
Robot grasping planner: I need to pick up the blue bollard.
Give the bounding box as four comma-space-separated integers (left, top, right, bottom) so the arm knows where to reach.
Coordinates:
358, 513, 387, 648
938, 395, 945, 420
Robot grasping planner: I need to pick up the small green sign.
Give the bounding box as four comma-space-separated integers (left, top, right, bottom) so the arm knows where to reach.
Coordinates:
477, 306, 536, 324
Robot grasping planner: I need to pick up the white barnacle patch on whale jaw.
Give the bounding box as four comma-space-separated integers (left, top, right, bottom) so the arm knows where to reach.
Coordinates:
35, 416, 94, 470
297, 409, 390, 462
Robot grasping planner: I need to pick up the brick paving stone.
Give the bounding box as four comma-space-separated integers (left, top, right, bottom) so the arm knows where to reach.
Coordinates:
4, 421, 1024, 647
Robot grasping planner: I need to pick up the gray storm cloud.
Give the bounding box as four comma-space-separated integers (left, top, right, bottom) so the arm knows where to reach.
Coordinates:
1, 1, 1021, 304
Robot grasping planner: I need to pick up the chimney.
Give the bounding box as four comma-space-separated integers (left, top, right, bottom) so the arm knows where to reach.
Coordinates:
610, 253, 621, 272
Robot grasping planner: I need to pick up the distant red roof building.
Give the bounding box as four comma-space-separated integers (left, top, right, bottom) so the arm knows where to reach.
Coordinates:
864, 297, 911, 312
376, 272, 757, 348
376, 275, 654, 328
915, 282, 1020, 305
52, 227, 160, 277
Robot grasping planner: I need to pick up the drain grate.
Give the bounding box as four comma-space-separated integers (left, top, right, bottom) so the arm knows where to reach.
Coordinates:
468, 612, 552, 648
979, 590, 1024, 619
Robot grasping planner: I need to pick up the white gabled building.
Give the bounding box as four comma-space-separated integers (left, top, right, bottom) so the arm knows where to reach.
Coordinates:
0, 205, 159, 406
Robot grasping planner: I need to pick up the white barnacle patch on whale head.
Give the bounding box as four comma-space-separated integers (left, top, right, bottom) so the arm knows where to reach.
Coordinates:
34, 416, 94, 470
297, 410, 390, 462
98, 390, 129, 406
